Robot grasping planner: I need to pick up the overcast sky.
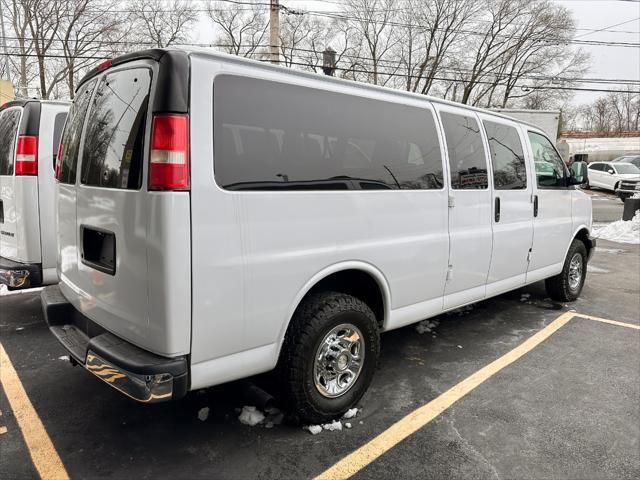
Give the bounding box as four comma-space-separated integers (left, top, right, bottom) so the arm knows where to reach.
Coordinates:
198, 0, 640, 107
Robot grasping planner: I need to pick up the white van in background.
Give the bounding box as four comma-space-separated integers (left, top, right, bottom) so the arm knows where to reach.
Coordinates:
42, 49, 594, 423
1, 100, 69, 289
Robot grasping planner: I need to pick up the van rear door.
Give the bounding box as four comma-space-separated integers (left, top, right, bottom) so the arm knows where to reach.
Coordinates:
0, 106, 22, 259
58, 53, 191, 357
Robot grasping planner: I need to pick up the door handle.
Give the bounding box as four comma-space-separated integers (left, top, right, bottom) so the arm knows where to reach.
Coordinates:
533, 194, 539, 217
494, 197, 501, 222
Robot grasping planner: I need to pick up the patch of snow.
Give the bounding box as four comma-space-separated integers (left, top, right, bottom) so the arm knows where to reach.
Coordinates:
0, 286, 44, 297
519, 293, 531, 302
631, 192, 640, 199
306, 425, 323, 435
198, 407, 210, 422
58, 355, 70, 361
238, 406, 265, 426
415, 319, 439, 334
344, 422, 352, 429
323, 420, 343, 431
457, 345, 463, 349
592, 211, 640, 244
15, 326, 24, 331
0, 285, 8, 296
587, 265, 609, 274
342, 408, 359, 419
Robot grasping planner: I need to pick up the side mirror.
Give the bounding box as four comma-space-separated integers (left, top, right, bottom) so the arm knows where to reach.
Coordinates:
569, 161, 587, 186
607, 169, 615, 174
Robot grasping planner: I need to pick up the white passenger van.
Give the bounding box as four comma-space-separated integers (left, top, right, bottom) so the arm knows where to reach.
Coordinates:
42, 49, 594, 422
1, 100, 69, 289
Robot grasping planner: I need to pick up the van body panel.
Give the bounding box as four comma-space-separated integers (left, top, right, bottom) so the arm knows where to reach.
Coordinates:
189, 56, 449, 367
0, 106, 23, 260
13, 176, 41, 262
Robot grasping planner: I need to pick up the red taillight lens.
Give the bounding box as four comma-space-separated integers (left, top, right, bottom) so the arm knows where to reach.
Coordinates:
55, 142, 63, 179
149, 114, 189, 191
15, 135, 38, 176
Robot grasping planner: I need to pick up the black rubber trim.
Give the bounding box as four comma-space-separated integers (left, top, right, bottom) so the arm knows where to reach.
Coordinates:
41, 285, 189, 398
586, 236, 597, 261
0, 256, 42, 287
77, 49, 190, 113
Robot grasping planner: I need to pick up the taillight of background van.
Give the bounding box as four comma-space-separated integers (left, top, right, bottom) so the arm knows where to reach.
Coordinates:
149, 114, 189, 191
15, 135, 38, 175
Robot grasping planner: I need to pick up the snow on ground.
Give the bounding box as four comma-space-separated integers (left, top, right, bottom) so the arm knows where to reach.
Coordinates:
415, 319, 439, 334
238, 406, 266, 426
304, 408, 360, 435
588, 265, 610, 274
0, 285, 44, 297
58, 355, 70, 361
198, 407, 210, 422
592, 210, 640, 245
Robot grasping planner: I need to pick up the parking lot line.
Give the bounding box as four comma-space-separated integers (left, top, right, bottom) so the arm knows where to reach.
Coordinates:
315, 311, 582, 480
0, 343, 69, 480
577, 314, 640, 330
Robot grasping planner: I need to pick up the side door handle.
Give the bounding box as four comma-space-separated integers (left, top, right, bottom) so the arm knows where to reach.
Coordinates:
494, 197, 501, 222
533, 194, 539, 218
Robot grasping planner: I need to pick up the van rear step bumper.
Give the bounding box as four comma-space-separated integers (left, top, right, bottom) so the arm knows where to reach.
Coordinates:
0, 257, 41, 288
41, 285, 188, 403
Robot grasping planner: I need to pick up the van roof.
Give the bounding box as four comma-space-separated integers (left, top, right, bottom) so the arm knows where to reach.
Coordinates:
78, 47, 545, 134
1, 99, 70, 111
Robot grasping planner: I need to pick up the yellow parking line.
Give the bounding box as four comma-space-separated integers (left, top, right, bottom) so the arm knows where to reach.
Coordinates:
577, 314, 640, 331
315, 311, 578, 480
0, 343, 69, 480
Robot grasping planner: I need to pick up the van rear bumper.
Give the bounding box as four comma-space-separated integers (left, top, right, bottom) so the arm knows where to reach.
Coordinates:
0, 257, 42, 288
41, 284, 188, 403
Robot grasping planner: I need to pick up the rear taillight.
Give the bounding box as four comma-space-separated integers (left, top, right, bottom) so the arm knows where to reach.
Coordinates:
15, 135, 38, 176
149, 114, 189, 191
55, 142, 63, 179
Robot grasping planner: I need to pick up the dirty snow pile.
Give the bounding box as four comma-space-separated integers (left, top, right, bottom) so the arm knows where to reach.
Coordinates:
305, 408, 360, 435
446, 304, 474, 316
592, 210, 640, 245
415, 319, 439, 334
235, 405, 285, 428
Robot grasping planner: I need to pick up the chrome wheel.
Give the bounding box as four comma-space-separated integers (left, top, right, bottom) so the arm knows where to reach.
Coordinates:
313, 323, 365, 398
568, 253, 583, 291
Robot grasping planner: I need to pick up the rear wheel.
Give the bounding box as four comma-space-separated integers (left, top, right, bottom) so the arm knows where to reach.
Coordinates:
279, 291, 380, 424
545, 239, 587, 302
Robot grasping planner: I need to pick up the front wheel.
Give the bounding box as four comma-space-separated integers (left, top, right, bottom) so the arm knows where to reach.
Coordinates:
545, 239, 587, 302
279, 292, 380, 424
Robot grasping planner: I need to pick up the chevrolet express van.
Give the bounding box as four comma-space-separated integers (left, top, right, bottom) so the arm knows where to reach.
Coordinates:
42, 49, 594, 422
1, 100, 69, 288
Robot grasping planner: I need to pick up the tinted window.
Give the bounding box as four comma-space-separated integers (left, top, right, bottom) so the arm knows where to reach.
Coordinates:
59, 80, 97, 184
614, 164, 640, 174
440, 113, 487, 189
588, 163, 603, 171
528, 131, 567, 188
81, 68, 151, 189
0, 108, 21, 176
52, 112, 67, 169
214, 75, 443, 190
483, 121, 526, 190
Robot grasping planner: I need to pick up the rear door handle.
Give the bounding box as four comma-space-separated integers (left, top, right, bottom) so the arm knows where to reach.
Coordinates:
533, 195, 539, 218
494, 197, 501, 222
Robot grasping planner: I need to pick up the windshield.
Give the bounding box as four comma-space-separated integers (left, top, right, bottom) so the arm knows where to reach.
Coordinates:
614, 163, 640, 175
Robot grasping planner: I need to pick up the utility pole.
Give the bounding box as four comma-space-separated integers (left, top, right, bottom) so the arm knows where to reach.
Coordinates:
270, 0, 280, 64
0, 0, 12, 82
322, 47, 336, 76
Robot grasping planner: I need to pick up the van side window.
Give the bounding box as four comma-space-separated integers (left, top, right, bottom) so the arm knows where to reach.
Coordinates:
440, 112, 488, 189
81, 68, 151, 190
59, 79, 97, 184
527, 131, 567, 189
52, 112, 67, 170
213, 75, 443, 191
0, 109, 21, 176
483, 121, 526, 190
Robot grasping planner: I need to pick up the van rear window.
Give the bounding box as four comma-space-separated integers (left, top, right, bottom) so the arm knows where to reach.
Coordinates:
81, 68, 151, 190
213, 75, 443, 191
58, 79, 97, 184
0, 108, 21, 176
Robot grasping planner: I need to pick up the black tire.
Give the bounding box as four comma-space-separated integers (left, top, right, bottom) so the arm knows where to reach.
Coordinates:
545, 239, 587, 302
278, 291, 380, 424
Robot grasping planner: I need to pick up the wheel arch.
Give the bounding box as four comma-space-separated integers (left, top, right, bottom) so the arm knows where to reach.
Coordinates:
567, 225, 595, 261
276, 261, 392, 358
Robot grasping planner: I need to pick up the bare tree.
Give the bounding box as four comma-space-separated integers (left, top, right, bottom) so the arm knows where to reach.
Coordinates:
207, 0, 268, 57
130, 0, 197, 48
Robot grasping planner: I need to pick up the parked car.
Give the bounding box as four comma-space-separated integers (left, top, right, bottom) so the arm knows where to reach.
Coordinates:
42, 49, 594, 423
585, 161, 640, 200
1, 100, 69, 289
611, 154, 640, 169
